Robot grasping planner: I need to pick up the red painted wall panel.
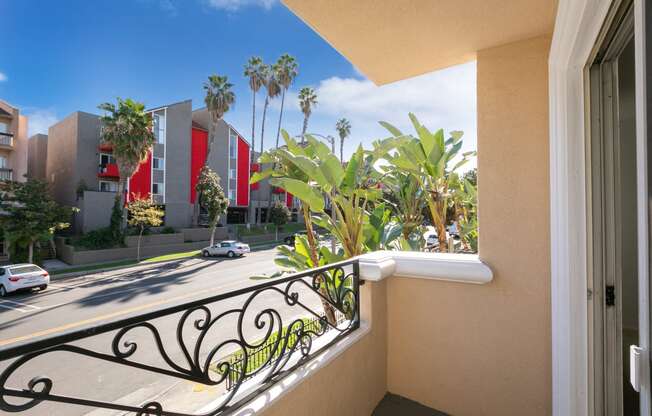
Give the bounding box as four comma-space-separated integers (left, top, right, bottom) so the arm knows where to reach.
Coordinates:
237, 137, 250, 206
286, 192, 293, 208
190, 127, 208, 203
128, 152, 152, 201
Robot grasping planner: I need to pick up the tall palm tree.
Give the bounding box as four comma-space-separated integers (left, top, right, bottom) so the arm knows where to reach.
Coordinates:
335, 118, 351, 162
98, 98, 155, 229
195, 75, 234, 225
259, 63, 281, 223
298, 87, 317, 144
244, 56, 265, 224
274, 54, 298, 149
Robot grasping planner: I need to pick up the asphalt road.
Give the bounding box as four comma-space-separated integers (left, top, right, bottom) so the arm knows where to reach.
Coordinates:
0, 248, 327, 416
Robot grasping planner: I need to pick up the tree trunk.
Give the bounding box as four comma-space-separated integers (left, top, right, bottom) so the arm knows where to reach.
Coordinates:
256, 97, 270, 225
275, 225, 278, 241
301, 115, 309, 144
49, 237, 57, 259
340, 137, 344, 163
275, 89, 286, 149
28, 240, 34, 264
302, 205, 337, 326
118, 177, 129, 230
210, 215, 218, 246
137, 227, 143, 261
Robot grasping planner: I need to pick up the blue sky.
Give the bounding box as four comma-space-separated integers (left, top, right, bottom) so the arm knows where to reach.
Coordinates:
0, 0, 476, 162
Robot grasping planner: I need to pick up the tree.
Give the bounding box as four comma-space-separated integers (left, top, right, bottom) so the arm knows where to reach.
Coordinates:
298, 87, 317, 144
0, 179, 76, 264
381, 113, 475, 252
195, 167, 229, 246
335, 118, 351, 162
195, 74, 235, 226
268, 201, 290, 240
98, 98, 155, 229
382, 169, 426, 241
274, 54, 298, 150
244, 57, 265, 224
127, 198, 164, 261
259, 63, 281, 224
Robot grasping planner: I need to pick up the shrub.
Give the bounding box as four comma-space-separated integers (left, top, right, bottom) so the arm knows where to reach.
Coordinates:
74, 227, 117, 250
160, 226, 176, 234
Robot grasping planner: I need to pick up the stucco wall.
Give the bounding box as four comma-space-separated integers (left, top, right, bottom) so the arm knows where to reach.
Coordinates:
163, 101, 193, 228
79, 190, 116, 234
27, 133, 48, 180
259, 280, 388, 416
385, 35, 552, 415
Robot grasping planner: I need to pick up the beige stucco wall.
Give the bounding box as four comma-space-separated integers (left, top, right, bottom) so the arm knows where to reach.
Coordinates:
260, 280, 388, 416
385, 35, 552, 415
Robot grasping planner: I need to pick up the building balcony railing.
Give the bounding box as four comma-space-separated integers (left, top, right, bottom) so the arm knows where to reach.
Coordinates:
0, 259, 360, 415
0, 168, 12, 181
98, 163, 119, 178
0, 133, 14, 149
98, 142, 113, 152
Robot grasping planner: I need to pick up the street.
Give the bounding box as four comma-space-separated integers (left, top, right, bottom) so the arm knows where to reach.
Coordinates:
0, 248, 328, 416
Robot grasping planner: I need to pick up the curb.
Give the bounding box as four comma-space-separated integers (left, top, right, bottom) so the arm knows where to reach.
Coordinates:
49, 242, 282, 281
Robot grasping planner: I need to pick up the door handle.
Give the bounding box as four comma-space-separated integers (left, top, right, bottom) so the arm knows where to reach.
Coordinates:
630, 345, 643, 392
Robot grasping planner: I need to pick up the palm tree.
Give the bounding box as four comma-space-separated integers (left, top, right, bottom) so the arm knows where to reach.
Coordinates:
244, 56, 265, 224
204, 75, 235, 162
298, 87, 317, 144
274, 54, 298, 149
195, 75, 234, 225
335, 118, 351, 162
259, 63, 281, 223
98, 98, 155, 229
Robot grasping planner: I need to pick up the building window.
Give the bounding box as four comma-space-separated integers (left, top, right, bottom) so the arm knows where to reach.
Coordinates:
228, 189, 235, 202
99, 181, 118, 192
229, 131, 237, 159
100, 153, 116, 165
153, 112, 166, 144
152, 183, 164, 195
153, 157, 164, 170
0, 122, 7, 134
229, 168, 236, 180
0, 156, 7, 169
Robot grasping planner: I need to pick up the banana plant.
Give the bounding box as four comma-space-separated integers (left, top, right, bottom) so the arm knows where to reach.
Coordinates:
381, 113, 475, 252
449, 173, 478, 252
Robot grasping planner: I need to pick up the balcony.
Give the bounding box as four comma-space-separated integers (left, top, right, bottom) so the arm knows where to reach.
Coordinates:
0, 168, 12, 181
98, 142, 113, 152
0, 133, 14, 150
98, 163, 119, 178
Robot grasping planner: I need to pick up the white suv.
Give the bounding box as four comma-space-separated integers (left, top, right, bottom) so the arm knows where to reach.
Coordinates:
202, 241, 251, 258
0, 264, 49, 297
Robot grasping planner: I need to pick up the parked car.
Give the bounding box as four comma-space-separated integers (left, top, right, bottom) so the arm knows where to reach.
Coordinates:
202, 241, 250, 258
284, 232, 319, 246
0, 264, 49, 297
425, 233, 438, 247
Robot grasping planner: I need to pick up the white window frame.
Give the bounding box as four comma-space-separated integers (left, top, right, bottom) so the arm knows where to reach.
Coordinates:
228, 189, 236, 202
152, 182, 164, 196
153, 157, 164, 170
99, 180, 118, 193
0, 122, 8, 134
229, 168, 236, 180
99, 153, 115, 165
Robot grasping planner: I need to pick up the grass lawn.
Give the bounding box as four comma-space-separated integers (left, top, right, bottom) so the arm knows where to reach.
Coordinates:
143, 250, 200, 263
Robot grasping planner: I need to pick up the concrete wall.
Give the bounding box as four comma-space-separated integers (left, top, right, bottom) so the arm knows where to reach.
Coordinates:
47, 112, 82, 208
79, 190, 117, 234
162, 100, 193, 228
181, 227, 228, 242
384, 36, 552, 415
27, 133, 48, 180
14, 115, 28, 181
124, 232, 184, 248
260, 280, 388, 416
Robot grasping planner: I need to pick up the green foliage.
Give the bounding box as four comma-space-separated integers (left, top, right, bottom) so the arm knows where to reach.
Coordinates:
268, 201, 290, 227
127, 198, 164, 230
0, 178, 77, 263
196, 167, 229, 245
204, 75, 235, 123
75, 227, 117, 250
98, 98, 156, 192
160, 226, 176, 234
109, 195, 123, 243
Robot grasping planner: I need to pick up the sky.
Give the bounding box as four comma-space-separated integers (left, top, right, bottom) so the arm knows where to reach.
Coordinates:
0, 0, 476, 164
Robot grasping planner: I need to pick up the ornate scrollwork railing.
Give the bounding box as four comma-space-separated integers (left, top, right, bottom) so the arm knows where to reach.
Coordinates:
0, 260, 360, 415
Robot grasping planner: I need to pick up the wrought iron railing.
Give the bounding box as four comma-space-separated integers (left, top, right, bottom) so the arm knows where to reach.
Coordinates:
0, 133, 13, 148
0, 260, 360, 415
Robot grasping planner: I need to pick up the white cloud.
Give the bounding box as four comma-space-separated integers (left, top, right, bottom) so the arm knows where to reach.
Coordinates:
0, 72, 7, 82
278, 61, 477, 164
206, 0, 276, 11
25, 108, 58, 137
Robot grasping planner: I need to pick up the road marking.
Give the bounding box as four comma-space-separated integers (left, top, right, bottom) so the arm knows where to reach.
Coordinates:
0, 303, 28, 313
1, 299, 40, 310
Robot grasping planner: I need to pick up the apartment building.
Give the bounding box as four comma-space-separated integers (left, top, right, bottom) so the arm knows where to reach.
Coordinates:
27, 133, 47, 180
0, 100, 29, 182
45, 99, 291, 233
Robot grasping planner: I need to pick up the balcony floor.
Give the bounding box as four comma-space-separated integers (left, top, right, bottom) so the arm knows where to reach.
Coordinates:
373, 394, 449, 416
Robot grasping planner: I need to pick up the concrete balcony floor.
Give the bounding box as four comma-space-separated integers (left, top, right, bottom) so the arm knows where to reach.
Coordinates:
373, 394, 449, 416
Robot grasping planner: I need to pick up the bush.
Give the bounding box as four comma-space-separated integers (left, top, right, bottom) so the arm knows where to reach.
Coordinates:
160, 226, 176, 234
74, 227, 118, 250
